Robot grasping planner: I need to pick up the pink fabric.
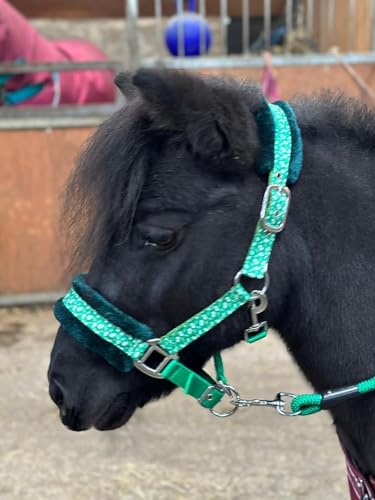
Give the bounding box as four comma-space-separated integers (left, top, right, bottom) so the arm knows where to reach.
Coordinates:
0, 0, 115, 105
262, 64, 280, 103
342, 446, 375, 499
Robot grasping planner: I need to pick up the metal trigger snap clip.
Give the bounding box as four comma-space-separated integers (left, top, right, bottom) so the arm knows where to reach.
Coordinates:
244, 290, 268, 342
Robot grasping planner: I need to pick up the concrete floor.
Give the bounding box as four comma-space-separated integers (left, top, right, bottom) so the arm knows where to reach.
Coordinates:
0, 307, 348, 499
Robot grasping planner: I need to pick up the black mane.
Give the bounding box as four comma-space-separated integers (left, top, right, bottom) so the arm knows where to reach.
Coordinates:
63, 98, 150, 271
295, 91, 375, 147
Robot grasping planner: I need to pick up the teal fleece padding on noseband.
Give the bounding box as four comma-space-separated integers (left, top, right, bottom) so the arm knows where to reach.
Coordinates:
54, 275, 154, 372
255, 100, 303, 185
71, 275, 153, 341
54, 300, 136, 372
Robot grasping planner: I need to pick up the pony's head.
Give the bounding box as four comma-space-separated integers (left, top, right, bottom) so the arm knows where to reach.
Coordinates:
48, 69, 290, 431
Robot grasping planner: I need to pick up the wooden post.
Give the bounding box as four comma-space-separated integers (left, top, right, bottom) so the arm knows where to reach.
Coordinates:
312, 0, 373, 52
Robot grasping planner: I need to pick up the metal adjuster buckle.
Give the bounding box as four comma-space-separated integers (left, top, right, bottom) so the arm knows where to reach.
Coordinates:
260, 184, 291, 233
134, 339, 177, 379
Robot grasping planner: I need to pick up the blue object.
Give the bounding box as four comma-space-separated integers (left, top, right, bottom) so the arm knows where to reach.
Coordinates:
0, 58, 44, 105
251, 26, 288, 53
165, 13, 212, 57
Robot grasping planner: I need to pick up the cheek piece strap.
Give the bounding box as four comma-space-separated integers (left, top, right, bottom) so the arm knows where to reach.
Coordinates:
54, 100, 375, 418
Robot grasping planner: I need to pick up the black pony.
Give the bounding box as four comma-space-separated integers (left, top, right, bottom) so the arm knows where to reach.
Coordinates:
48, 69, 375, 478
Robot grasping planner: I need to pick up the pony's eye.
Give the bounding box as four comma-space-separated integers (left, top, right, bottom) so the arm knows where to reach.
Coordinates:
137, 224, 179, 250
145, 231, 177, 249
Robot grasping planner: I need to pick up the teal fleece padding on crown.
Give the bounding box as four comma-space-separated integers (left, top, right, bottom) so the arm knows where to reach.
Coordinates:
275, 101, 303, 185
255, 100, 303, 186
53, 275, 155, 372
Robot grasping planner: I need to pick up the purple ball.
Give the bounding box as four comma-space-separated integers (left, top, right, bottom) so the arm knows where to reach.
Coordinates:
165, 13, 212, 56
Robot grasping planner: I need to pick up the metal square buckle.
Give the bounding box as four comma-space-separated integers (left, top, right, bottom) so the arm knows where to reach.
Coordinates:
260, 184, 291, 233
134, 339, 177, 379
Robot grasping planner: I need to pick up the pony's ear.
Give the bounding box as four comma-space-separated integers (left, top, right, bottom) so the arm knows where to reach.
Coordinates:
132, 68, 193, 130
114, 72, 139, 100
132, 68, 260, 171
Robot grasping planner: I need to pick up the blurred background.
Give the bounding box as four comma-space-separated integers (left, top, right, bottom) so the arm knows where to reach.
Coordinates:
1, 1, 374, 498
1, 0, 375, 299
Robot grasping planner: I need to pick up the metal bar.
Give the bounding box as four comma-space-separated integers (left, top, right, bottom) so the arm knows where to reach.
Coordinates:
198, 0, 206, 17
285, 0, 293, 53
0, 103, 121, 118
349, 0, 355, 52
319, 0, 324, 52
0, 116, 111, 130
286, 0, 293, 36
0, 291, 65, 307
372, 0, 375, 51
141, 52, 375, 69
264, 0, 271, 50
0, 102, 123, 130
0, 61, 122, 74
126, 0, 140, 69
154, 0, 164, 59
220, 0, 228, 55
306, 0, 313, 38
327, 0, 335, 49
242, 0, 250, 55
199, 0, 207, 55
199, 0, 207, 56
176, 0, 185, 57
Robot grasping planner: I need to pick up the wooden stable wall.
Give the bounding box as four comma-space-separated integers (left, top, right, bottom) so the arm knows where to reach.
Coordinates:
0, 128, 91, 294
311, 0, 373, 52
1, 63, 375, 295
205, 63, 375, 104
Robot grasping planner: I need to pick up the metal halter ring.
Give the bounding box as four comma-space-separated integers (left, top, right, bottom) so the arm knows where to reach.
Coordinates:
207, 382, 241, 418
233, 271, 270, 295
275, 392, 301, 416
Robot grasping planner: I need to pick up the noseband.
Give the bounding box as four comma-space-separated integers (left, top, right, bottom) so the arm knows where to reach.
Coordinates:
54, 100, 375, 419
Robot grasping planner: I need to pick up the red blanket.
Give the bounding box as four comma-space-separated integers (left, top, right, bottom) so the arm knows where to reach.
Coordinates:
342, 445, 375, 499
0, 0, 115, 105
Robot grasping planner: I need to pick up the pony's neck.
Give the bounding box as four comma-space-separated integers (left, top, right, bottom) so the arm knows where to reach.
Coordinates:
271, 101, 375, 475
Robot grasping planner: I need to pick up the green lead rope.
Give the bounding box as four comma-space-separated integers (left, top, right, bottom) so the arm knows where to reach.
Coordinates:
291, 394, 322, 416
292, 377, 375, 416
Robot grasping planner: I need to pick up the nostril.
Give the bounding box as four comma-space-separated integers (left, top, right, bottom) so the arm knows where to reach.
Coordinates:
55, 387, 64, 408
60, 408, 87, 431
48, 378, 89, 431
49, 379, 65, 409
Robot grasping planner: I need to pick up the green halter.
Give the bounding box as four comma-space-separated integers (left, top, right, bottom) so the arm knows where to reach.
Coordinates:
55, 100, 375, 418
